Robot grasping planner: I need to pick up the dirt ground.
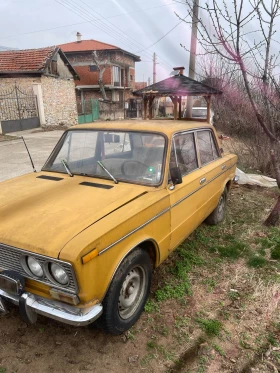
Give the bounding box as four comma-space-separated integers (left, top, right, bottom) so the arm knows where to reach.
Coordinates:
0, 186, 280, 373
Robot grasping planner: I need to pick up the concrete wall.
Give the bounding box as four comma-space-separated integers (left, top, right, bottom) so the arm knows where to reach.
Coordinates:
41, 75, 78, 127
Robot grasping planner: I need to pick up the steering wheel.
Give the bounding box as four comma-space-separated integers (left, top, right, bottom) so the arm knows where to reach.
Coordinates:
121, 160, 149, 177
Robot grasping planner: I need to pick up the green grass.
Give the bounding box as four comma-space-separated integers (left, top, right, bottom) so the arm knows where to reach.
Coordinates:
0, 368, 6, 373
196, 317, 222, 337
247, 255, 267, 268
144, 299, 159, 313
213, 240, 248, 259
212, 343, 225, 356
271, 244, 280, 260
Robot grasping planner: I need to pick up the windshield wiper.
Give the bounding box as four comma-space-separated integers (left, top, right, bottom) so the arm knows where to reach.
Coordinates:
61, 159, 73, 177
97, 161, 118, 184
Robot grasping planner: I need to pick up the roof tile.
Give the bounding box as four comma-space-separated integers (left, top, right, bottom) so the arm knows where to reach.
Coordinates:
0, 47, 56, 72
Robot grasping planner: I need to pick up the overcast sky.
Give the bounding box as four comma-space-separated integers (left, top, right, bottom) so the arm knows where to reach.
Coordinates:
0, 0, 193, 82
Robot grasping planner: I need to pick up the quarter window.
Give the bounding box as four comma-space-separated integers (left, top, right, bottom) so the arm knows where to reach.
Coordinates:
170, 133, 198, 175
197, 130, 219, 165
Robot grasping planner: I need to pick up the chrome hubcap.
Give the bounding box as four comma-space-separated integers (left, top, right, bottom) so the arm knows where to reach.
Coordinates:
217, 194, 225, 216
118, 266, 146, 320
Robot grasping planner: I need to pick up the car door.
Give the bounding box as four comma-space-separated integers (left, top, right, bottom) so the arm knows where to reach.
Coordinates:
168, 131, 207, 250
196, 129, 226, 219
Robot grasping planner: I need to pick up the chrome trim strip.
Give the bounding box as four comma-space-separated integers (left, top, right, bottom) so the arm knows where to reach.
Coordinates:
170, 162, 237, 209
0, 289, 102, 326
98, 208, 170, 256
98, 162, 237, 256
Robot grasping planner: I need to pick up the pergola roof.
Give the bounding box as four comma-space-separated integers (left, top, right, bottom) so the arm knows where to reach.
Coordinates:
133, 74, 222, 97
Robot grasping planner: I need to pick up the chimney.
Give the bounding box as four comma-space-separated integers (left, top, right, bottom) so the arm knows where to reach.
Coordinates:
173, 66, 185, 75
76, 32, 82, 43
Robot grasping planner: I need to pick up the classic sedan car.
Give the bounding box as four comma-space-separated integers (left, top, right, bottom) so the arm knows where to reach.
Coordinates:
0, 121, 237, 335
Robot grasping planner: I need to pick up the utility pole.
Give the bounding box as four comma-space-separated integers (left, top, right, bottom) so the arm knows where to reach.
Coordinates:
153, 52, 157, 84
186, 0, 199, 118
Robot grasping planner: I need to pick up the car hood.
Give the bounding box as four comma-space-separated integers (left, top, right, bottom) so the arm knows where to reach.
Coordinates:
0, 172, 149, 258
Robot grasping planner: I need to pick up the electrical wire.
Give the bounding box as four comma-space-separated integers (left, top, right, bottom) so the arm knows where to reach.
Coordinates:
55, 0, 174, 69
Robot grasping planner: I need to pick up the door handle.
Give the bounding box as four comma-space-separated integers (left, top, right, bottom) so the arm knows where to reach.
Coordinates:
200, 177, 206, 184
222, 164, 226, 170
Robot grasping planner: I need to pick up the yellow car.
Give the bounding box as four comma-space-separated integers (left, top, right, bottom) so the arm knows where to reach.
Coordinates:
0, 120, 237, 335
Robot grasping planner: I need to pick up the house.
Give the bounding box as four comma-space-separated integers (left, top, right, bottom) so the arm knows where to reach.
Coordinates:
59, 33, 143, 120
0, 46, 78, 133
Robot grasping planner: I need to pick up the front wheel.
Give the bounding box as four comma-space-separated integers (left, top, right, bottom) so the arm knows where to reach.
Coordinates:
98, 248, 152, 335
205, 188, 227, 225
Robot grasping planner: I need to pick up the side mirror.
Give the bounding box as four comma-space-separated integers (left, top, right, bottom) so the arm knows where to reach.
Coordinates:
170, 166, 182, 185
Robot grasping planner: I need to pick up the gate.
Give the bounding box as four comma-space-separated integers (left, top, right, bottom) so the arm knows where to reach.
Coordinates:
125, 98, 142, 118
78, 99, 99, 124
0, 85, 40, 134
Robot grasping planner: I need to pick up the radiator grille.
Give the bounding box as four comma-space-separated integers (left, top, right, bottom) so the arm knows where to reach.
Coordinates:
0, 243, 78, 294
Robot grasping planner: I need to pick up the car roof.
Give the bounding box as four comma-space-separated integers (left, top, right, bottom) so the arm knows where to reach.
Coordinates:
70, 120, 212, 138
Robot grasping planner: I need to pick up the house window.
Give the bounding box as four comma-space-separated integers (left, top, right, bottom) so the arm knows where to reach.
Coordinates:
89, 65, 98, 72
113, 66, 120, 86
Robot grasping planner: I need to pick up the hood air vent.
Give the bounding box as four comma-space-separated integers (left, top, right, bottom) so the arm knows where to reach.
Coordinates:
79, 182, 113, 189
37, 175, 64, 181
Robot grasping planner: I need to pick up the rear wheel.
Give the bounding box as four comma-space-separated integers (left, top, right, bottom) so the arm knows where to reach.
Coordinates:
205, 188, 227, 225
98, 248, 152, 335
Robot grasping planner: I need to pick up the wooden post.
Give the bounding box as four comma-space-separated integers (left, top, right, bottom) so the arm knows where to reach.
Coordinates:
206, 95, 211, 123
174, 96, 178, 120
178, 96, 182, 119
143, 97, 147, 120
148, 96, 155, 119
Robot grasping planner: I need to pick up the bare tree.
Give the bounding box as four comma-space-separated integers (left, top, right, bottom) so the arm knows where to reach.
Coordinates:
92, 51, 109, 101
178, 0, 280, 226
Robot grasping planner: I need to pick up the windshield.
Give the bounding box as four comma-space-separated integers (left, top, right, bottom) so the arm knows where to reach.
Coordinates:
43, 130, 166, 186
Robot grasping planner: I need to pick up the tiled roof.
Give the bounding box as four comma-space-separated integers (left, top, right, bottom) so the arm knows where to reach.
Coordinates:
0, 46, 56, 72
59, 39, 140, 61
134, 74, 222, 96
59, 39, 119, 53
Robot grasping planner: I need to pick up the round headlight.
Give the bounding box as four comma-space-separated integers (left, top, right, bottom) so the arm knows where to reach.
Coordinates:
50, 263, 69, 285
27, 256, 44, 278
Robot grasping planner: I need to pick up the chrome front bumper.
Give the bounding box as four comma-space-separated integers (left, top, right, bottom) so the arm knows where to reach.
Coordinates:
0, 288, 103, 326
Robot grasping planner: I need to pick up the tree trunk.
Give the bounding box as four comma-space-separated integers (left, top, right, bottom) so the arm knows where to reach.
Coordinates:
264, 195, 280, 226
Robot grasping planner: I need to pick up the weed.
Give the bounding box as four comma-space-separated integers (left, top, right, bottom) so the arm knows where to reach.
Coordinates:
215, 240, 248, 259
212, 343, 225, 356
126, 330, 135, 340
155, 279, 191, 302
267, 333, 278, 347
247, 255, 267, 268
271, 244, 280, 260
147, 341, 156, 349
196, 318, 222, 337
140, 353, 157, 367
144, 299, 159, 313
228, 290, 239, 301
202, 278, 216, 292
0, 368, 6, 373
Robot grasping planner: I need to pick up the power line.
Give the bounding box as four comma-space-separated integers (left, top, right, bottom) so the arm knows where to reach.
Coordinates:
137, 17, 187, 53
0, 2, 179, 41
55, 0, 174, 70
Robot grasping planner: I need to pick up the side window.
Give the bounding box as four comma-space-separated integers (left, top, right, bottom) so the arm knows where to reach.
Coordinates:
197, 130, 219, 165
170, 133, 198, 175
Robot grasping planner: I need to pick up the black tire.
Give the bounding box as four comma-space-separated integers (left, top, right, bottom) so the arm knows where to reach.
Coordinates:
98, 248, 152, 335
205, 188, 227, 225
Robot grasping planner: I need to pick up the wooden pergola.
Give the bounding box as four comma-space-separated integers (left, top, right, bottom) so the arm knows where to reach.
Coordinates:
133, 67, 222, 123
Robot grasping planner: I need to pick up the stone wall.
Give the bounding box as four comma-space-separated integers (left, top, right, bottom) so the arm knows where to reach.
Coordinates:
41, 75, 78, 127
